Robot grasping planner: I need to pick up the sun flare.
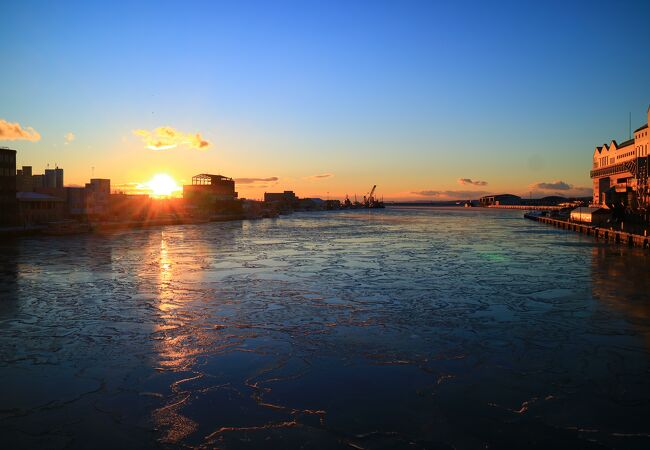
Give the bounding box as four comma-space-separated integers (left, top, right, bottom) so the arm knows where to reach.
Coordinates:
144, 173, 181, 197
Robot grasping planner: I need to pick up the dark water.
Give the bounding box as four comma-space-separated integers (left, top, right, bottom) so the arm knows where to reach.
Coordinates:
1, 207, 650, 449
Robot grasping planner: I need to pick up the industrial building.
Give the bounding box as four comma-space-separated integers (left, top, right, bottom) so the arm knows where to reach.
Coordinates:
184, 174, 237, 201
591, 106, 650, 207
183, 174, 239, 214
570, 207, 611, 226
0, 147, 18, 226
264, 191, 298, 204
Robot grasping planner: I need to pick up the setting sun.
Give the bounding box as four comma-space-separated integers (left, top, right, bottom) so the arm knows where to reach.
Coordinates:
144, 173, 181, 197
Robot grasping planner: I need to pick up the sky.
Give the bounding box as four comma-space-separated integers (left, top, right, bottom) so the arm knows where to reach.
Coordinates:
1, 0, 649, 200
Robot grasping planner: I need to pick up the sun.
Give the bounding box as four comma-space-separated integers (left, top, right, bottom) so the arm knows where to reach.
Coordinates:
145, 173, 181, 197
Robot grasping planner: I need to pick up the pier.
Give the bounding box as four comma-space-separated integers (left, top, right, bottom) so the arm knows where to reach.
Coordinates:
488, 205, 565, 211
525, 214, 650, 249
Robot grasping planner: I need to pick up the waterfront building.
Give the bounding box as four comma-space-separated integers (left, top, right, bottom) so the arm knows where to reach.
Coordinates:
479, 194, 521, 206
183, 173, 240, 215
591, 106, 650, 207
184, 174, 237, 201
66, 187, 86, 217
570, 207, 611, 226
0, 147, 18, 226
85, 179, 111, 218
264, 191, 298, 204
16, 192, 66, 225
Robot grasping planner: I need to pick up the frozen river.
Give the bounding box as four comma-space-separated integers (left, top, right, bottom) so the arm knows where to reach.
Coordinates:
1, 207, 650, 449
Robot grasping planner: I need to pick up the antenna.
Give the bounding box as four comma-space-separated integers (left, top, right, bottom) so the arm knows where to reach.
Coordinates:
629, 112, 632, 140
91, 166, 95, 178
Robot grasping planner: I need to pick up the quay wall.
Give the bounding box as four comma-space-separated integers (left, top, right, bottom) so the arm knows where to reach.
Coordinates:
526, 215, 650, 249
488, 205, 565, 211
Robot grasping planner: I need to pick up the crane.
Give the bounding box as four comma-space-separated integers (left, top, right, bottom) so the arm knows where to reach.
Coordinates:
368, 185, 376, 202
363, 185, 377, 207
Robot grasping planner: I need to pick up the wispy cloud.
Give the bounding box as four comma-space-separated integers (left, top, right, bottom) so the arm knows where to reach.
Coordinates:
133, 126, 210, 150
0, 119, 41, 142
235, 177, 279, 184
306, 173, 334, 180
457, 178, 487, 186
528, 180, 592, 197
529, 180, 571, 191
64, 132, 75, 143
411, 190, 489, 199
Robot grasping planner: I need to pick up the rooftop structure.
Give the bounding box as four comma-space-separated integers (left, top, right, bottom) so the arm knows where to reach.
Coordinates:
184, 173, 238, 212
191, 173, 234, 186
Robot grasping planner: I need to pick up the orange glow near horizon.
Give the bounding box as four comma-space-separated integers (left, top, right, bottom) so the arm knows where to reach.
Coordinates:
140, 173, 182, 198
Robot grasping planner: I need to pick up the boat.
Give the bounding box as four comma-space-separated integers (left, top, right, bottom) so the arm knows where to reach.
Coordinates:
523, 211, 545, 220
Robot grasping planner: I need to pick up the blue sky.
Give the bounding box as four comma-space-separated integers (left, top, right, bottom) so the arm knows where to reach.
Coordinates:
1, 0, 649, 199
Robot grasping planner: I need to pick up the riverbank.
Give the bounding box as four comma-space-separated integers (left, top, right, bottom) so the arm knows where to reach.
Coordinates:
525, 213, 650, 249
0, 214, 241, 239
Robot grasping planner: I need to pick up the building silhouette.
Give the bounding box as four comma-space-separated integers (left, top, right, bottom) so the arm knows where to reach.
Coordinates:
0, 148, 18, 226
44, 167, 64, 189
17, 165, 64, 191
183, 174, 239, 214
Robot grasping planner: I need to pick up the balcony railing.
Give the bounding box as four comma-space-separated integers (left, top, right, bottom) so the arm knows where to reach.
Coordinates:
590, 162, 631, 178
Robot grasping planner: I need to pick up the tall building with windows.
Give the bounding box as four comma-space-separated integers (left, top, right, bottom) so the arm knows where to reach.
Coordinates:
44, 167, 64, 188
0, 147, 18, 226
591, 107, 650, 207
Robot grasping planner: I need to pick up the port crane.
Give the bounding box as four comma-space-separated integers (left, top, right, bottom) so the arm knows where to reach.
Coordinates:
363, 185, 376, 206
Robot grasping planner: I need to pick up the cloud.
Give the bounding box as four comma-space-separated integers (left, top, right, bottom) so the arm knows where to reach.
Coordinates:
527, 180, 592, 197
307, 173, 334, 180
64, 132, 75, 143
133, 126, 210, 150
457, 178, 487, 186
0, 119, 41, 142
529, 180, 571, 191
235, 177, 279, 184
411, 190, 490, 199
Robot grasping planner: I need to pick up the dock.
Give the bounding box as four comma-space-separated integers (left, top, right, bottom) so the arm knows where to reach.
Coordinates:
525, 214, 650, 249
489, 205, 565, 211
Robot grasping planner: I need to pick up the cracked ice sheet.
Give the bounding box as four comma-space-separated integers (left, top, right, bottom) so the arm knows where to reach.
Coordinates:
1, 208, 650, 448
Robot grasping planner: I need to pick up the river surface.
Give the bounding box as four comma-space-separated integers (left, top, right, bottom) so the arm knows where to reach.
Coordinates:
1, 207, 650, 449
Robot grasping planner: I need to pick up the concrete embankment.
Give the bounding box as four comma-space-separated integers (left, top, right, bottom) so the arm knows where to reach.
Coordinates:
489, 205, 564, 211
525, 214, 650, 249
